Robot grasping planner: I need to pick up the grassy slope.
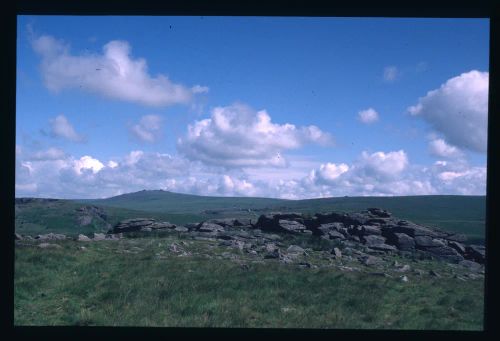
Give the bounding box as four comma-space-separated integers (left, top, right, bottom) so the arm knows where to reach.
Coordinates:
14, 236, 484, 329
15, 199, 204, 237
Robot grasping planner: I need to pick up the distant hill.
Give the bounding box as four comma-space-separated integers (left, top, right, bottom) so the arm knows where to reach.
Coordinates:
79, 189, 288, 214
17, 190, 486, 244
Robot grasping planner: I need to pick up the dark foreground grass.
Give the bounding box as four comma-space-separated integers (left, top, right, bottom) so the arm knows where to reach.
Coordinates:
14, 238, 484, 329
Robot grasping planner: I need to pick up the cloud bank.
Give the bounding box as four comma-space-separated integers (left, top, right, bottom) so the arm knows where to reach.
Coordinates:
15, 146, 486, 199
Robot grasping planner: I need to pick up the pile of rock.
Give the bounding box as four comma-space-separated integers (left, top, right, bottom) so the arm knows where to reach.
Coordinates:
251, 208, 484, 265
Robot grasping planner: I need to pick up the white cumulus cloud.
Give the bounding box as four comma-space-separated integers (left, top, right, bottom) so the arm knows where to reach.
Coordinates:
73, 156, 105, 174
49, 115, 84, 142
32, 35, 198, 107
357, 150, 408, 179
408, 70, 488, 153
357, 108, 379, 124
177, 103, 334, 168
428, 138, 464, 159
315, 163, 350, 183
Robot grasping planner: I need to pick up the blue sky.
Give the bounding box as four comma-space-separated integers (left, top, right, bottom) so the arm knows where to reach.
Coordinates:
15, 16, 489, 199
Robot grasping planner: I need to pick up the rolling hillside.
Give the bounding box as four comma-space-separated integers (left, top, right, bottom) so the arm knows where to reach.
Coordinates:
17, 190, 486, 244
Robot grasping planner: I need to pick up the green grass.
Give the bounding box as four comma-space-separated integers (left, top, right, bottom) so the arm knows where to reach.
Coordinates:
14, 237, 484, 329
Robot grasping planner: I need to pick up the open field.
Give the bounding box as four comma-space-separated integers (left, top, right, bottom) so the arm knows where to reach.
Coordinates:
14, 235, 484, 329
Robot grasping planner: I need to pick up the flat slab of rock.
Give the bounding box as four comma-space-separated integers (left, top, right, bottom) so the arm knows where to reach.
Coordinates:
93, 233, 106, 241
198, 222, 225, 233
328, 231, 346, 240
370, 243, 397, 252
386, 232, 415, 251
113, 218, 155, 233
361, 235, 386, 247
362, 225, 383, 236
360, 255, 383, 266
151, 222, 176, 229
287, 245, 305, 254
278, 220, 307, 233
36, 233, 67, 241
77, 234, 92, 242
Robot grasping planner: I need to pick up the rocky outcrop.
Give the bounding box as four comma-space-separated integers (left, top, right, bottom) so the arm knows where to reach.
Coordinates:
111, 218, 176, 233
250, 208, 483, 265
101, 208, 483, 266
76, 205, 107, 226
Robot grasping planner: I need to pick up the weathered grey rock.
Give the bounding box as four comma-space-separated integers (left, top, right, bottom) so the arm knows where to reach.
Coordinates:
342, 247, 355, 256
264, 248, 281, 259
361, 255, 383, 266
393, 223, 448, 238
264, 233, 282, 241
414, 236, 446, 248
328, 231, 346, 240
36, 233, 67, 241
367, 208, 391, 218
386, 232, 415, 251
350, 235, 361, 243
465, 245, 485, 264
106, 233, 123, 240
332, 247, 342, 258
15, 233, 23, 240
198, 222, 225, 233
287, 245, 305, 254
362, 225, 383, 236
459, 260, 482, 272
140, 227, 152, 232
151, 222, 176, 229
426, 246, 464, 263
370, 244, 397, 252
93, 233, 106, 241
361, 235, 386, 247
113, 218, 155, 233
209, 218, 253, 227
277, 220, 307, 233
448, 241, 466, 254
400, 275, 409, 282
397, 264, 411, 272
38, 242, 62, 249
77, 234, 91, 242
174, 226, 189, 232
